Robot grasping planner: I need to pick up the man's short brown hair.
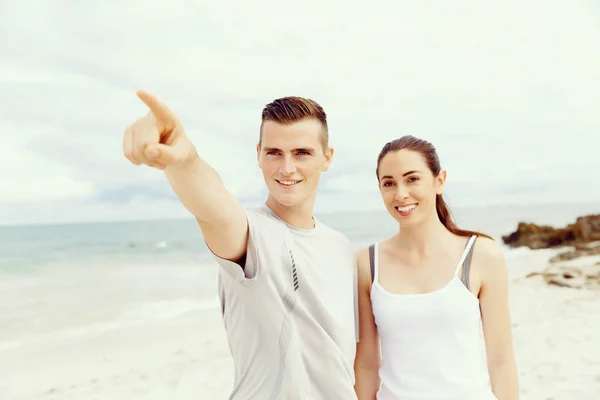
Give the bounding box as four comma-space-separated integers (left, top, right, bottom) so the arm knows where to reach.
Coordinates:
259, 96, 329, 151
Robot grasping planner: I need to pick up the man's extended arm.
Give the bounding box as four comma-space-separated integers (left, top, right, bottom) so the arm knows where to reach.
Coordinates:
123, 90, 248, 263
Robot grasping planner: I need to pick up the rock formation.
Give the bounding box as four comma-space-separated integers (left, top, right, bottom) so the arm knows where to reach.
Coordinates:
504, 214, 600, 289
502, 214, 600, 250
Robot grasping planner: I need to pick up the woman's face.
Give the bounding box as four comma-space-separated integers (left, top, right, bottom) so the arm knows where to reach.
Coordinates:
377, 149, 446, 227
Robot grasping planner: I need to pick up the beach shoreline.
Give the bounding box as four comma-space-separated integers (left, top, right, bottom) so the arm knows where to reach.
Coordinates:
1, 243, 599, 399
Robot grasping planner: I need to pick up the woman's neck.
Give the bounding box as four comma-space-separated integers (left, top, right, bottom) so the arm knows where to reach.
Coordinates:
393, 213, 451, 254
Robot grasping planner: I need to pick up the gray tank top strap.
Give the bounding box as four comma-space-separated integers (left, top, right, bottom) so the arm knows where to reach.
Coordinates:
368, 244, 375, 284
370, 237, 476, 288
460, 235, 477, 289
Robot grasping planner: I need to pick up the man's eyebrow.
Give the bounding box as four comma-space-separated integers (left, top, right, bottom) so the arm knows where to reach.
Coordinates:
294, 147, 316, 153
262, 147, 316, 153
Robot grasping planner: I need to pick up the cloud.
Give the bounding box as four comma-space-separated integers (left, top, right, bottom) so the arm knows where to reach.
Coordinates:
1, 0, 599, 225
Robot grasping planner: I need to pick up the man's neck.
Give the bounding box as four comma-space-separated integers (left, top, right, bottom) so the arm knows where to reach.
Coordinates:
265, 196, 316, 229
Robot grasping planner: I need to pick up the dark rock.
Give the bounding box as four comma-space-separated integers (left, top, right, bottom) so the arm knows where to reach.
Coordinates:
502, 214, 600, 250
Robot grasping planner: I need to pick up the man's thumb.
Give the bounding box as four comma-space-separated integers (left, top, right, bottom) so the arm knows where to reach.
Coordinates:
144, 143, 188, 165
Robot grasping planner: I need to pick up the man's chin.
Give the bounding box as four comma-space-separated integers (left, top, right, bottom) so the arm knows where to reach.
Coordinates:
274, 196, 301, 208
267, 191, 304, 208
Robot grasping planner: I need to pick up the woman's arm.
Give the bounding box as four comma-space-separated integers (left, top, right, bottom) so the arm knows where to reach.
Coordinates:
354, 248, 382, 399
476, 238, 520, 400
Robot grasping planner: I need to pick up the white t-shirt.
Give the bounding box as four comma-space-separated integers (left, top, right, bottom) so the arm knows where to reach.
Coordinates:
212, 205, 359, 400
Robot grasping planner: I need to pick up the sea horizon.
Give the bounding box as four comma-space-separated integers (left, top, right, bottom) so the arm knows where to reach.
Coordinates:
2, 199, 598, 229
1, 200, 598, 274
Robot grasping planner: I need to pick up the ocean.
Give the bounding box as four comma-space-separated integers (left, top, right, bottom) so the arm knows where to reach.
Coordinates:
1, 201, 597, 344
0, 202, 598, 399
1, 201, 598, 273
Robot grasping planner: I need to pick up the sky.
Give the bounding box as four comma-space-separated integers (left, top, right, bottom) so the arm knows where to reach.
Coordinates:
1, 0, 599, 226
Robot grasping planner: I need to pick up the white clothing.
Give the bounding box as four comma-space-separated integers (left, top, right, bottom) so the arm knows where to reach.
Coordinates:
371, 235, 497, 400
212, 205, 359, 400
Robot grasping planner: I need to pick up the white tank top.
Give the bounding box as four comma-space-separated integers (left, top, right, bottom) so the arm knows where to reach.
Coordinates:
370, 235, 497, 400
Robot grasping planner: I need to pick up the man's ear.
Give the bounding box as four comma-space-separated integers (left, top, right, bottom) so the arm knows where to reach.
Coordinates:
322, 146, 335, 171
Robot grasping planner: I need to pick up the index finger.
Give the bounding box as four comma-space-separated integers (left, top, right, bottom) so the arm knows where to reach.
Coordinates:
136, 90, 180, 128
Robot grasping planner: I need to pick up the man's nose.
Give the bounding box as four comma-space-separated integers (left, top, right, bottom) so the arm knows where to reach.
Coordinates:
279, 156, 296, 175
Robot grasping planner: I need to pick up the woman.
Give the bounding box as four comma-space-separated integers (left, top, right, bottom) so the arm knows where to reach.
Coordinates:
353, 136, 519, 400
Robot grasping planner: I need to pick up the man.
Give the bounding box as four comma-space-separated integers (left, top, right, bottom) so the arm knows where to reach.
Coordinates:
122, 90, 359, 399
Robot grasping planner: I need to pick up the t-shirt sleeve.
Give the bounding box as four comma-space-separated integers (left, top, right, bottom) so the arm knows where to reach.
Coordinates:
209, 209, 265, 283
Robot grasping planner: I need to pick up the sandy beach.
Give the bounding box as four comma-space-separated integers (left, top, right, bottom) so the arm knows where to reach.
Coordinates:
0, 245, 598, 400
508, 251, 600, 399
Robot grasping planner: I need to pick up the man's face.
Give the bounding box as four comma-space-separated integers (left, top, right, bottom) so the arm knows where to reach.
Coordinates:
257, 119, 333, 209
